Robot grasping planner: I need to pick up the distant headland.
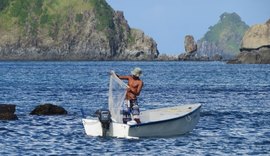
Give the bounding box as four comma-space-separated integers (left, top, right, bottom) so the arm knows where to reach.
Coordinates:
0, 0, 269, 63
0, 0, 158, 61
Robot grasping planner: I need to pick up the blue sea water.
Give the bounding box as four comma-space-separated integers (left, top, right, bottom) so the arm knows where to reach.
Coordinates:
0, 61, 269, 156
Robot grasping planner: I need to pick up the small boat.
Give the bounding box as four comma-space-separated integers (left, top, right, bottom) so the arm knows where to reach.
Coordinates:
82, 103, 201, 138
82, 72, 201, 138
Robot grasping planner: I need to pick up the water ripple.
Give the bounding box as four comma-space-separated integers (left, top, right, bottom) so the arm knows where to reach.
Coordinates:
0, 61, 269, 155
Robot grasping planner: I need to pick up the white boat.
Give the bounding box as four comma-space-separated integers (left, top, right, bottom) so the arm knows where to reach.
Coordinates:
82, 72, 201, 138
82, 103, 201, 138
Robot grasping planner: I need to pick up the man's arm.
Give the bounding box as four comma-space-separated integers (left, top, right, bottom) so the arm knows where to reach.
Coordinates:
110, 71, 129, 80
118, 75, 130, 80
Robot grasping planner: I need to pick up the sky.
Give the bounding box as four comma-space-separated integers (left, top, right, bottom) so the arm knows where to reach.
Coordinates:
106, 0, 270, 55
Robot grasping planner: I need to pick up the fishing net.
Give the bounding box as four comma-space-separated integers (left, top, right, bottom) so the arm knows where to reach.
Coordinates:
108, 71, 128, 123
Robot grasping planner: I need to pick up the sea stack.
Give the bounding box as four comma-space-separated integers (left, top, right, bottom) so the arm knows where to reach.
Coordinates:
178, 35, 197, 60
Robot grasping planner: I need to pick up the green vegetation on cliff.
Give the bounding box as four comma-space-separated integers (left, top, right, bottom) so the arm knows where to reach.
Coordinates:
92, 0, 115, 31
0, 0, 9, 11
200, 12, 249, 56
0, 0, 158, 60
0, 0, 114, 37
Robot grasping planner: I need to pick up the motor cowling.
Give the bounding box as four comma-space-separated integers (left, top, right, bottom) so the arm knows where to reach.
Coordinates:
95, 109, 111, 136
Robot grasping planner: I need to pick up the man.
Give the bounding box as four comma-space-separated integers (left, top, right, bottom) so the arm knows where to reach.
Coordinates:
118, 67, 143, 124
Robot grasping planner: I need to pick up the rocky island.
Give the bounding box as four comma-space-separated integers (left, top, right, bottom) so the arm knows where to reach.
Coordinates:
0, 0, 159, 61
228, 19, 270, 64
177, 12, 250, 61
196, 12, 249, 61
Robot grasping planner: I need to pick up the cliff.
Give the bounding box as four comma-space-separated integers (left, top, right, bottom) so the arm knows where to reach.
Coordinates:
228, 19, 270, 64
0, 0, 159, 60
196, 12, 249, 60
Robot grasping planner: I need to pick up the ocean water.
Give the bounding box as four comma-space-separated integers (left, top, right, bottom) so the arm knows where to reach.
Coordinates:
0, 61, 269, 155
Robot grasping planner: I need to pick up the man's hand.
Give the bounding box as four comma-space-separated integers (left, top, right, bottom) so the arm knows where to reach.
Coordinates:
109, 70, 115, 75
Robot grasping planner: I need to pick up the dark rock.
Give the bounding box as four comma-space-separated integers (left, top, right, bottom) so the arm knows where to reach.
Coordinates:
30, 104, 67, 115
228, 47, 270, 64
200, 56, 210, 61
178, 53, 211, 61
238, 51, 261, 64
212, 54, 223, 61
0, 104, 18, 120
227, 59, 240, 64
0, 104, 16, 114
259, 47, 270, 63
178, 53, 190, 61
156, 54, 178, 61
240, 45, 270, 52
0, 113, 18, 120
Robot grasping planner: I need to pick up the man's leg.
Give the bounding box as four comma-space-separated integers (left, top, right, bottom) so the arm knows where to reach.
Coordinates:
131, 100, 141, 124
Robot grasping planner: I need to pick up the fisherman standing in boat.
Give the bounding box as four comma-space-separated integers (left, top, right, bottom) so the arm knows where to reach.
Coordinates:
117, 67, 143, 124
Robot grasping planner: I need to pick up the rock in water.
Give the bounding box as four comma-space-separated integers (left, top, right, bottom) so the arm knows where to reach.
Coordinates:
0, 104, 18, 120
30, 104, 67, 115
0, 113, 18, 120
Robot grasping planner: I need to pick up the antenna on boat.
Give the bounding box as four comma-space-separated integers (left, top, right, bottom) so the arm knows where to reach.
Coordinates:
80, 108, 86, 118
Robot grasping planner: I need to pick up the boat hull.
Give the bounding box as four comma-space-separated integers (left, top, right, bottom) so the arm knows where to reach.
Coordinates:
129, 105, 200, 137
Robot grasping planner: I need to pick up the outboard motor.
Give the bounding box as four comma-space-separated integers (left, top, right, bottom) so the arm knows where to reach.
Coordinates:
95, 109, 111, 136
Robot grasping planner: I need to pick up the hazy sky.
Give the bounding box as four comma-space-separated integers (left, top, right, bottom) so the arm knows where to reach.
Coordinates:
106, 0, 270, 55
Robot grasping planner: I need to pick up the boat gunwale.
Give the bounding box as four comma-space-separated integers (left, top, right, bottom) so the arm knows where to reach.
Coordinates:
82, 104, 201, 128
129, 104, 201, 128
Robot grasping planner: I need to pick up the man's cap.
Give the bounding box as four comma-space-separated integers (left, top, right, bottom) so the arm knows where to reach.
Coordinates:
131, 67, 142, 77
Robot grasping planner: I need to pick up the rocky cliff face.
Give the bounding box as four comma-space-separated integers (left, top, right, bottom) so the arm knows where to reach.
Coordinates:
228, 19, 270, 64
241, 19, 270, 49
197, 12, 249, 60
0, 0, 158, 60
